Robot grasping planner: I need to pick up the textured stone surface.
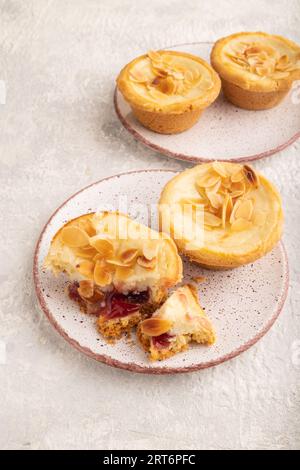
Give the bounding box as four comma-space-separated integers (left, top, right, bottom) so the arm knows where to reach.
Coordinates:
0, 0, 300, 450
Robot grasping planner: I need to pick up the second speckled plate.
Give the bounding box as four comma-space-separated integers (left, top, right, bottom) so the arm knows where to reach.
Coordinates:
33, 170, 289, 374
115, 42, 300, 163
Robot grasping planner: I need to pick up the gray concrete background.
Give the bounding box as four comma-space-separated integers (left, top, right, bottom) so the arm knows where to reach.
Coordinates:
0, 0, 300, 450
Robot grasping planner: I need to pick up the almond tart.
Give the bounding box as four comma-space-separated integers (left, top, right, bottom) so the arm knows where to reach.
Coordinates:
138, 284, 215, 361
211, 32, 300, 109
158, 162, 283, 269
117, 50, 221, 134
44, 212, 182, 340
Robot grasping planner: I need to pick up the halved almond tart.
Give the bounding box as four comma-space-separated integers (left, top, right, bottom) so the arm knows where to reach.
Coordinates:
158, 162, 283, 269
137, 284, 215, 361
44, 212, 182, 340
117, 49, 221, 134
211, 32, 300, 109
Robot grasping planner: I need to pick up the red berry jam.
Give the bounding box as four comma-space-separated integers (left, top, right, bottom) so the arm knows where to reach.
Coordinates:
68, 282, 149, 319
152, 333, 173, 349
104, 290, 150, 319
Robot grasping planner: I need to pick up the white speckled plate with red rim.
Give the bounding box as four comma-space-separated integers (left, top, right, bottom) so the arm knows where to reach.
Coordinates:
115, 42, 300, 163
33, 170, 289, 374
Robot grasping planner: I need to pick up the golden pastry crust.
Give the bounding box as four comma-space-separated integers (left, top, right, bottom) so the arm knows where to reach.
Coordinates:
211, 32, 300, 93
138, 284, 216, 361
158, 162, 283, 269
45, 211, 182, 302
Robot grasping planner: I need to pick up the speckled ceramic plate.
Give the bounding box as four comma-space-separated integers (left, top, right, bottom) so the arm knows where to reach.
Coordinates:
115, 42, 300, 163
33, 170, 289, 374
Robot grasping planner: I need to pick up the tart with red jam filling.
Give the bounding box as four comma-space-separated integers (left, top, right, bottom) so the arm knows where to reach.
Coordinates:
44, 211, 182, 340
138, 284, 215, 361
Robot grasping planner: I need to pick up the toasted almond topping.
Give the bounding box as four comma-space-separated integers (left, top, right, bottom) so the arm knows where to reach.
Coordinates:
137, 256, 157, 270
61, 226, 90, 248
212, 161, 228, 178
129, 70, 148, 83
231, 218, 253, 231
94, 260, 113, 286
231, 170, 244, 183
222, 193, 230, 228
142, 241, 159, 260
204, 212, 222, 227
206, 191, 223, 209
148, 50, 161, 62
196, 173, 220, 189
243, 165, 259, 187
229, 199, 241, 224
235, 199, 253, 221
120, 248, 139, 265
207, 178, 221, 194
90, 238, 114, 258
75, 246, 98, 260
78, 280, 94, 299
79, 219, 97, 237
106, 258, 131, 267
77, 260, 95, 280
141, 317, 172, 336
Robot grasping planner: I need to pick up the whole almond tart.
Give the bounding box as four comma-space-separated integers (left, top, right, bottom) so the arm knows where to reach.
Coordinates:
117, 50, 221, 134
158, 162, 283, 269
211, 32, 300, 110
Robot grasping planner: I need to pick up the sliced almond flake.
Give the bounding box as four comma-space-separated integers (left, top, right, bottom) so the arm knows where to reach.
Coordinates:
142, 242, 159, 261
231, 218, 253, 232
75, 246, 98, 260
77, 260, 95, 280
106, 258, 132, 267
235, 199, 253, 221
141, 317, 172, 336
229, 199, 241, 224
119, 248, 139, 265
243, 165, 259, 187
90, 238, 114, 258
79, 219, 97, 237
148, 50, 161, 62
129, 70, 148, 83
78, 280, 94, 299
61, 226, 90, 248
212, 161, 228, 178
231, 170, 244, 183
208, 179, 222, 194
207, 191, 224, 210
94, 260, 113, 286
196, 172, 221, 189
252, 210, 266, 226
204, 212, 222, 227
222, 193, 230, 228
137, 256, 157, 270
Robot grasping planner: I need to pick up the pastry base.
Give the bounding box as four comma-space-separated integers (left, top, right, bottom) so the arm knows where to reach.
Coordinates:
131, 105, 203, 134
222, 79, 290, 110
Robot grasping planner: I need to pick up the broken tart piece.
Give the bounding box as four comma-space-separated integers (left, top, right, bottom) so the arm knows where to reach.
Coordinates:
138, 284, 215, 361
159, 161, 283, 269
44, 212, 182, 340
